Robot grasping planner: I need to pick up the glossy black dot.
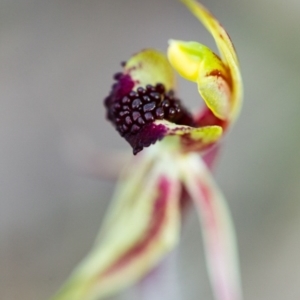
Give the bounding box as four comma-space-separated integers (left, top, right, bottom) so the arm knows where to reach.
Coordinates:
146, 85, 155, 92
122, 96, 130, 104
131, 124, 140, 134
132, 98, 142, 109
144, 112, 154, 122
132, 111, 141, 121
113, 103, 121, 110
162, 99, 170, 108
143, 102, 156, 112
150, 92, 161, 102
137, 87, 146, 95
125, 116, 132, 125
155, 107, 164, 119
169, 107, 176, 116
143, 95, 151, 103
138, 117, 145, 125
119, 111, 129, 117
155, 83, 165, 93
129, 91, 138, 99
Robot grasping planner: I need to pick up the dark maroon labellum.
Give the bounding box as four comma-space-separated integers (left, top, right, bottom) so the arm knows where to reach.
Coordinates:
104, 69, 195, 154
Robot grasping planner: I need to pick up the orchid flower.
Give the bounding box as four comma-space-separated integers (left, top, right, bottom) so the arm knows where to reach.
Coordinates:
51, 0, 243, 300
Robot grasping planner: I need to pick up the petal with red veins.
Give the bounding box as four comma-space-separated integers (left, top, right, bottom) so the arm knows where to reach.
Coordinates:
51, 154, 181, 300
180, 154, 242, 300
168, 40, 231, 120
154, 119, 222, 153
168, 0, 243, 124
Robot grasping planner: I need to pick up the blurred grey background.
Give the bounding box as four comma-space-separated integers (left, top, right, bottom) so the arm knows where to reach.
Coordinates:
1, 0, 300, 299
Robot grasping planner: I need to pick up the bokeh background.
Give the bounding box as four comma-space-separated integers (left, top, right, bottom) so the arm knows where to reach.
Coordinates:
1, 0, 300, 299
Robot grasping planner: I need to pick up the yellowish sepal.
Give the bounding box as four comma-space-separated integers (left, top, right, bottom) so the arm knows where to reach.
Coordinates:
168, 40, 231, 119
155, 120, 223, 152
179, 0, 243, 123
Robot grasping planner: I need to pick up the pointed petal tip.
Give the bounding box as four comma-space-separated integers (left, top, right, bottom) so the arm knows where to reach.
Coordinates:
175, 0, 243, 124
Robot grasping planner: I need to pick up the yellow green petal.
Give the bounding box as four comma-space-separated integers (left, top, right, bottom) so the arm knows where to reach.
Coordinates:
155, 119, 223, 152
168, 0, 243, 123
51, 154, 181, 300
168, 40, 231, 120
125, 49, 176, 92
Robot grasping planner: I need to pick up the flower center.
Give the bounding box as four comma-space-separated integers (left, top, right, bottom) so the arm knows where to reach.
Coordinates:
104, 70, 195, 154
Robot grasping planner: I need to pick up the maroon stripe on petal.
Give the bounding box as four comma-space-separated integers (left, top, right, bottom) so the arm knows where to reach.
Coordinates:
196, 177, 217, 229
195, 107, 228, 131
102, 176, 172, 277
202, 144, 221, 170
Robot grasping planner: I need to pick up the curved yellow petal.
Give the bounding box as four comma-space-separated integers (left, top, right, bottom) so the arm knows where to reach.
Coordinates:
168, 0, 243, 124
168, 40, 231, 120
179, 0, 243, 122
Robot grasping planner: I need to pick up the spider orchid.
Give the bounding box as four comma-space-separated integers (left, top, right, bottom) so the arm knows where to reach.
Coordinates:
51, 0, 243, 299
